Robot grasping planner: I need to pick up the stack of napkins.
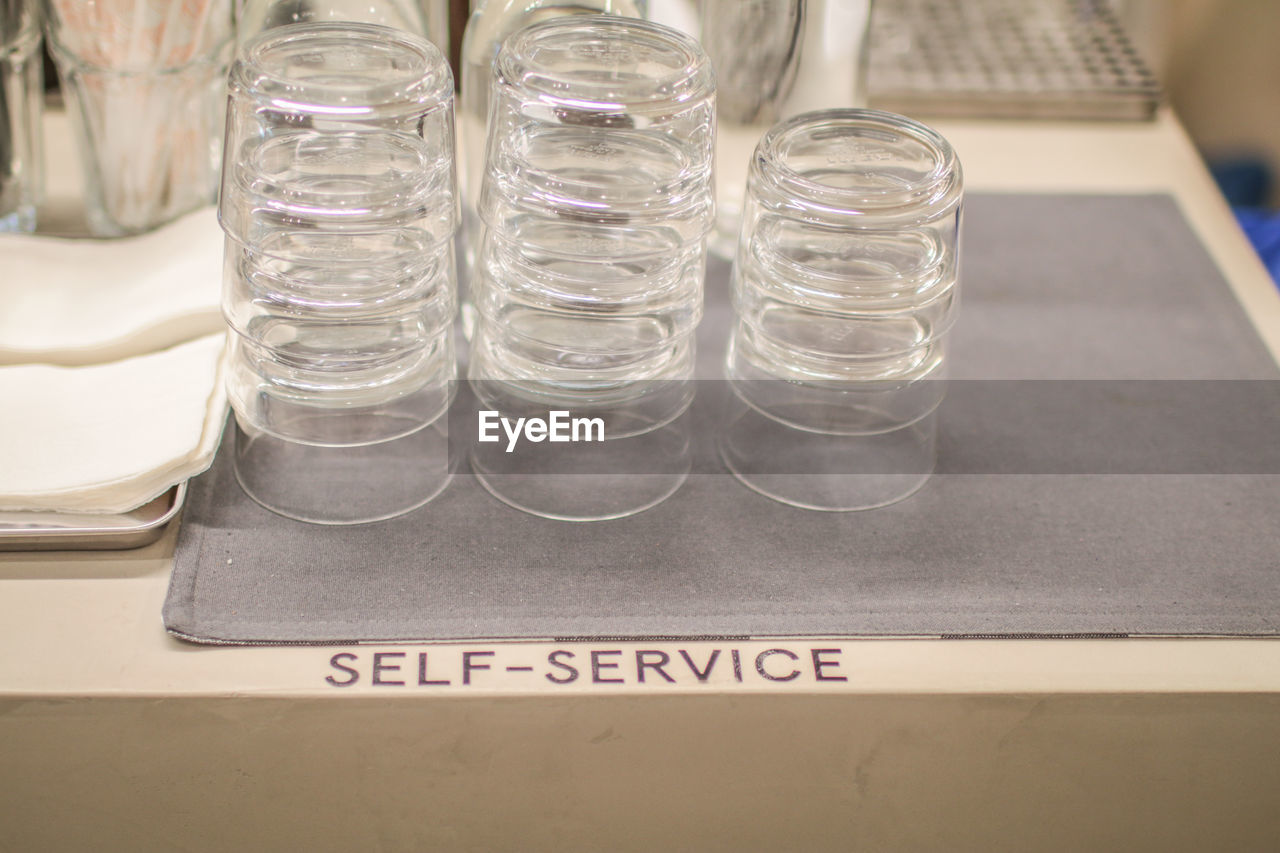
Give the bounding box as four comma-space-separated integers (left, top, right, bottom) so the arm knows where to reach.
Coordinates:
0, 209, 227, 514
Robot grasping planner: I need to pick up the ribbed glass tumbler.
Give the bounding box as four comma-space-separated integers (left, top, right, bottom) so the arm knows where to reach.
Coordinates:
219, 23, 458, 524
720, 108, 962, 511
467, 15, 715, 521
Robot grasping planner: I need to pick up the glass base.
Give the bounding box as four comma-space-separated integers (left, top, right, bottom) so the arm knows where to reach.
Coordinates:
474, 469, 689, 522
233, 415, 453, 525
719, 392, 937, 512
471, 406, 692, 522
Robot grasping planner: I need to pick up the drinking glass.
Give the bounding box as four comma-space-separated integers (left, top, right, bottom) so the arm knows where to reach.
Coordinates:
467, 15, 715, 520
721, 108, 962, 511
458, 0, 646, 322
219, 23, 459, 524
43, 0, 234, 236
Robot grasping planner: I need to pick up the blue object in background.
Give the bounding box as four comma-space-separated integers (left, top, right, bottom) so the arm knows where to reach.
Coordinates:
1208, 155, 1279, 289
1235, 207, 1280, 287
1210, 157, 1272, 208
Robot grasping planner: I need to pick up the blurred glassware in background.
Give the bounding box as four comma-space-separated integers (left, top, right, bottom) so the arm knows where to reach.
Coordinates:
701, 0, 872, 258
0, 0, 42, 233
233, 0, 448, 52
721, 108, 961, 511
220, 23, 459, 524
42, 0, 233, 237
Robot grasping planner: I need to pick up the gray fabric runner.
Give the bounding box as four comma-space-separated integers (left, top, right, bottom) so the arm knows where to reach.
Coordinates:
164, 194, 1280, 643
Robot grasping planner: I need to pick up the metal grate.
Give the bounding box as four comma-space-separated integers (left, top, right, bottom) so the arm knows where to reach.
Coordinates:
868, 0, 1162, 120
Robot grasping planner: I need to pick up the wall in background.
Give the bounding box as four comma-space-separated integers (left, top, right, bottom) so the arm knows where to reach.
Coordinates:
1119, 0, 1280, 206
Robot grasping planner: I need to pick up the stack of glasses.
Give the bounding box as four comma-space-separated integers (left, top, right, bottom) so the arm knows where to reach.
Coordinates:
720, 109, 963, 511
219, 23, 458, 524
467, 16, 716, 521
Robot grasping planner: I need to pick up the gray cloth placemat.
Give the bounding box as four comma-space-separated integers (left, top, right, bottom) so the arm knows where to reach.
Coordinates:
165, 194, 1280, 643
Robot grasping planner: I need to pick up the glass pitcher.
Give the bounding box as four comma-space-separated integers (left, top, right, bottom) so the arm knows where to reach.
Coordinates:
701, 0, 873, 257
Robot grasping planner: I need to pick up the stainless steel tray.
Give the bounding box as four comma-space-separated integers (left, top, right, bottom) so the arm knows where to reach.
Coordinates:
0, 484, 185, 551
868, 0, 1162, 121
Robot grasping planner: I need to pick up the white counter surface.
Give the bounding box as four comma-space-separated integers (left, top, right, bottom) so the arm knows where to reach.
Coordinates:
2, 109, 1278, 852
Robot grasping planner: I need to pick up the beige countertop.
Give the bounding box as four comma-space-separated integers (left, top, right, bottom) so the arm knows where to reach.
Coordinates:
4, 108, 1278, 699
2, 109, 1278, 852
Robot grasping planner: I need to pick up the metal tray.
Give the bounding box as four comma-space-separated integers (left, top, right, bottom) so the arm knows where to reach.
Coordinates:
0, 484, 185, 551
868, 0, 1162, 121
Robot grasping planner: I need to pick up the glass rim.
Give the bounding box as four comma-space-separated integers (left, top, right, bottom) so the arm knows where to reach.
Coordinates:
231, 22, 452, 114
477, 219, 708, 266
217, 214, 458, 264
477, 178, 716, 234
751, 109, 963, 224
494, 15, 714, 113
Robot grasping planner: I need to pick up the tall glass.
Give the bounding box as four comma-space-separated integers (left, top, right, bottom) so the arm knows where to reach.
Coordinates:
43, 0, 234, 236
468, 15, 715, 520
220, 23, 459, 524
0, 0, 41, 233
457, 0, 649, 335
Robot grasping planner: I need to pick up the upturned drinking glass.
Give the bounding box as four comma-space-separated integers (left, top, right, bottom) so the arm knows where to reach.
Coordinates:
722, 108, 962, 511
473, 14, 714, 382
468, 15, 715, 520
457, 0, 647, 304
219, 23, 458, 524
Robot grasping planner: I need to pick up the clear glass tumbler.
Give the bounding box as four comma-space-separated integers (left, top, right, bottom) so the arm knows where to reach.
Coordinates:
458, 0, 646, 314
1, 0, 42, 233
43, 0, 234, 236
467, 15, 715, 521
721, 108, 962, 511
219, 23, 458, 524
474, 15, 714, 380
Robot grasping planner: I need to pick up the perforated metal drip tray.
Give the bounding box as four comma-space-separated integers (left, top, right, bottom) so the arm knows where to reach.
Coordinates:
868, 0, 1161, 120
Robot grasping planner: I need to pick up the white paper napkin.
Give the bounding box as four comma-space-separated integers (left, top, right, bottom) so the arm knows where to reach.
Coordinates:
0, 333, 228, 513
0, 208, 224, 366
